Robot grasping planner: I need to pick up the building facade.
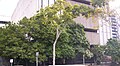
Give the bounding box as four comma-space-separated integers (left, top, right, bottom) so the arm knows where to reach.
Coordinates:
11, 0, 100, 45
99, 17, 111, 45
110, 16, 119, 39
0, 21, 9, 27
0, 16, 10, 27
67, 0, 99, 45
11, 0, 55, 22
99, 15, 120, 45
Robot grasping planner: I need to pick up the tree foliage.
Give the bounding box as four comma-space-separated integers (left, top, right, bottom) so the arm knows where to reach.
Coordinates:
105, 39, 120, 63
91, 45, 105, 64
91, 0, 106, 7
0, 0, 103, 63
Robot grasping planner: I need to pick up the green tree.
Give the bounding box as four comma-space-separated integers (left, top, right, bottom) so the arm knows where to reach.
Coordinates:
105, 39, 120, 63
0, 0, 105, 65
91, 45, 105, 64
91, 0, 106, 7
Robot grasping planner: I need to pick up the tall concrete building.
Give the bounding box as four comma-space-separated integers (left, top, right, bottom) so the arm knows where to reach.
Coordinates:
11, 0, 55, 22
99, 15, 120, 45
99, 17, 112, 45
11, 0, 100, 45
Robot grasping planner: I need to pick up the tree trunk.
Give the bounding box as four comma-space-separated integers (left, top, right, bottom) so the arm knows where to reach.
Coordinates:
53, 27, 61, 66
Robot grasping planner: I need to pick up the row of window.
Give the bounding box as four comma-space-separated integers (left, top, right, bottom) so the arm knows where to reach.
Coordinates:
38, 0, 55, 8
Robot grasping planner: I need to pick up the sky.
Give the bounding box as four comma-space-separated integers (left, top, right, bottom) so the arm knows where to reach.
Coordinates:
0, 0, 19, 21
0, 0, 120, 21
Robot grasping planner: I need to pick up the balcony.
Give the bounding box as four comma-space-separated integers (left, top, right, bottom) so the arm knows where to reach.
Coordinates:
112, 36, 117, 39
112, 33, 117, 35
0, 21, 9, 24
112, 27, 117, 29
111, 18, 116, 20
112, 30, 117, 32
112, 23, 117, 26
84, 28, 97, 32
111, 20, 117, 23
71, 0, 91, 5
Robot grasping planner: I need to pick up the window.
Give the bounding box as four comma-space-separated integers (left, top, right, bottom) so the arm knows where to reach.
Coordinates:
49, 0, 55, 6
43, 0, 48, 8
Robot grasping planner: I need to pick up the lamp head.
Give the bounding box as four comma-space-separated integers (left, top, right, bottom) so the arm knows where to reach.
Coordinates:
36, 52, 39, 57
10, 59, 13, 63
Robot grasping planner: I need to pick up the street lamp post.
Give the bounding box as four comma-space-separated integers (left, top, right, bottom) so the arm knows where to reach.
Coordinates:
36, 52, 39, 66
83, 54, 85, 64
10, 59, 13, 66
